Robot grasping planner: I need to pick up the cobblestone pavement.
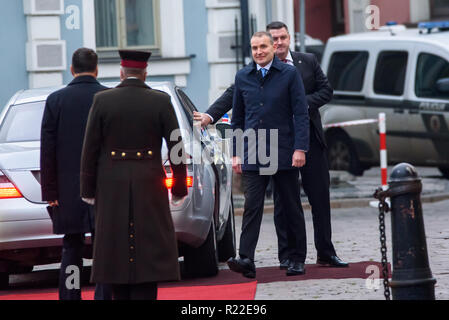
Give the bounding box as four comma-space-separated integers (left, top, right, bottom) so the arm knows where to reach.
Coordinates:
223, 199, 449, 300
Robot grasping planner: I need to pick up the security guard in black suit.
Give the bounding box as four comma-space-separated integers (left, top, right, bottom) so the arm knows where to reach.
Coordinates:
194, 22, 348, 269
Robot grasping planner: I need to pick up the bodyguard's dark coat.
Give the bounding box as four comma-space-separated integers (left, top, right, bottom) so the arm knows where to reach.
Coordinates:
80, 79, 187, 285
40, 76, 107, 235
290, 52, 332, 148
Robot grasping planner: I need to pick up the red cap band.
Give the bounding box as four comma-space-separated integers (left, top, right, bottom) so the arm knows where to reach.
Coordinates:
121, 60, 148, 69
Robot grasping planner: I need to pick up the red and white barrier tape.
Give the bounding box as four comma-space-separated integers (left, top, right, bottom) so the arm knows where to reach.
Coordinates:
323, 119, 378, 129
323, 114, 388, 190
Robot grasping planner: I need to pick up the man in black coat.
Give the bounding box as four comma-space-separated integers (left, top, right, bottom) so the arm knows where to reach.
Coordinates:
194, 22, 348, 269
40, 48, 112, 300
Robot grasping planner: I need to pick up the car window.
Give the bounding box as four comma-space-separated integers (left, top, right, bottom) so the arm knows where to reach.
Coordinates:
0, 102, 45, 143
175, 88, 212, 141
415, 53, 449, 100
327, 51, 369, 92
175, 88, 197, 128
374, 51, 408, 96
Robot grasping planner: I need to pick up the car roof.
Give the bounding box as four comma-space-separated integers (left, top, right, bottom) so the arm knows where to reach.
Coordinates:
11, 81, 174, 105
328, 27, 449, 50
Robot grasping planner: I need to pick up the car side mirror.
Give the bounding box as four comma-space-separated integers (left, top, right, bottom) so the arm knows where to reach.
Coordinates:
215, 122, 232, 139
436, 78, 449, 93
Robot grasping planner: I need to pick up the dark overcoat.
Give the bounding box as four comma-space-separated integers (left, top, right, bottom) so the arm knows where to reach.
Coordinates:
80, 79, 187, 285
206, 52, 333, 148
231, 56, 310, 172
290, 52, 333, 148
40, 76, 107, 234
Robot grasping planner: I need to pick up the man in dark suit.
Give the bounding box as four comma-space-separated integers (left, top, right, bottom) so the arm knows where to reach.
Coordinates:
40, 48, 112, 300
227, 31, 309, 278
194, 22, 348, 269
80, 50, 188, 300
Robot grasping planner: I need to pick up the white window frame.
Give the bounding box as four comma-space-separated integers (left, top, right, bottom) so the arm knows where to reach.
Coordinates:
94, 0, 161, 52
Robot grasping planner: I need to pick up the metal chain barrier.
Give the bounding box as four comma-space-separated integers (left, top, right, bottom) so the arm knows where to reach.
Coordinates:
374, 188, 391, 300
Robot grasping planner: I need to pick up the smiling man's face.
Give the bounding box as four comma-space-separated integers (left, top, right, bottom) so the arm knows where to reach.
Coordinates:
251, 34, 276, 67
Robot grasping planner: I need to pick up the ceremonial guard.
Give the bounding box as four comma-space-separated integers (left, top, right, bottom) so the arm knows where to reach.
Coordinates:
80, 50, 187, 300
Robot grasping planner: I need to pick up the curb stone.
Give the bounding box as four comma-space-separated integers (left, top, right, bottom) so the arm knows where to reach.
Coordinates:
234, 192, 449, 216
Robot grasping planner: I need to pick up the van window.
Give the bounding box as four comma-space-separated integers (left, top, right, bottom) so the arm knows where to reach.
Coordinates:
374, 51, 408, 96
415, 53, 449, 100
327, 51, 369, 92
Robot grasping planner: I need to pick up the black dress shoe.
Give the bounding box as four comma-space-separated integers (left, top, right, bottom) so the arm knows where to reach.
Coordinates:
279, 259, 290, 270
317, 255, 349, 268
286, 261, 305, 276
227, 257, 256, 278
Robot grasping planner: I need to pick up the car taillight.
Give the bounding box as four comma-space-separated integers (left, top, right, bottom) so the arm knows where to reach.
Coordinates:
165, 176, 193, 189
0, 174, 23, 199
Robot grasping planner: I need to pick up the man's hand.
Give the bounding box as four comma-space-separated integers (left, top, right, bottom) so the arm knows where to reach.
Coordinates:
82, 198, 95, 205
292, 150, 306, 168
193, 111, 212, 127
232, 156, 242, 174
48, 200, 59, 207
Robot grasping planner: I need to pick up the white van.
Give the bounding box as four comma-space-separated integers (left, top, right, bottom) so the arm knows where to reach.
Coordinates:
320, 22, 449, 177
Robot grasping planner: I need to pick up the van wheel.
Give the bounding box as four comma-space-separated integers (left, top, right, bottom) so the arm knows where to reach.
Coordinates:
327, 131, 364, 176
218, 195, 236, 262
184, 219, 219, 278
0, 273, 9, 290
439, 167, 449, 179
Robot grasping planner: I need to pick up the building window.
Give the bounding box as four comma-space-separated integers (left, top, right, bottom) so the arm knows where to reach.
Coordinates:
431, 0, 449, 18
95, 0, 159, 51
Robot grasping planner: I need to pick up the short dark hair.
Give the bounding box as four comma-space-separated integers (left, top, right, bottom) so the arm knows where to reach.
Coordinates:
122, 67, 146, 77
266, 21, 289, 33
72, 48, 98, 74
252, 31, 274, 44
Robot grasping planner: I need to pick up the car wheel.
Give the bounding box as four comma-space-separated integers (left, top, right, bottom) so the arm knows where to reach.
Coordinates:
183, 219, 219, 278
327, 131, 364, 176
218, 194, 236, 262
439, 167, 449, 179
0, 273, 9, 290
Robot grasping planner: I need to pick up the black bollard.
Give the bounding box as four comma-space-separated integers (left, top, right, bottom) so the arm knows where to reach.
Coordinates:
388, 163, 436, 300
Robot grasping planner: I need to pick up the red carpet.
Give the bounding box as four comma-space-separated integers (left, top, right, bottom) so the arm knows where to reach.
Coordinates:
157, 281, 257, 300
0, 261, 389, 300
0, 282, 257, 301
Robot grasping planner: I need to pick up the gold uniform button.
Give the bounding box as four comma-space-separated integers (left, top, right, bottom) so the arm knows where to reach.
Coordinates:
111, 152, 116, 156
148, 151, 153, 156
130, 222, 134, 227
130, 246, 135, 250
137, 152, 142, 157
130, 258, 134, 262
122, 153, 126, 157
130, 234, 134, 239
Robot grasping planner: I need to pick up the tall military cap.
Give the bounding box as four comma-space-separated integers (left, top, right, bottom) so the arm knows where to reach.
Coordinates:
119, 50, 152, 69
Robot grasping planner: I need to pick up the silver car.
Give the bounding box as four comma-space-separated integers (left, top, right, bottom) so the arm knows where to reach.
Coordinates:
0, 82, 236, 288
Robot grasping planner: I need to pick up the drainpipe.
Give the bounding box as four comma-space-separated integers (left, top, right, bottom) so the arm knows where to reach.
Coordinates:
299, 0, 306, 53
265, 0, 272, 24
240, 0, 251, 65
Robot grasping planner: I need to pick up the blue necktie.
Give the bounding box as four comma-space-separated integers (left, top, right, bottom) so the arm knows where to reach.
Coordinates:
261, 68, 268, 78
